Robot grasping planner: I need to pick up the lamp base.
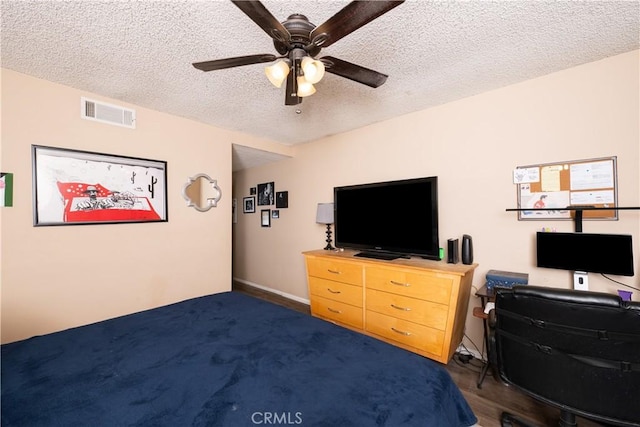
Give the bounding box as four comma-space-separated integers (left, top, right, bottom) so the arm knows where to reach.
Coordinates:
324, 224, 335, 251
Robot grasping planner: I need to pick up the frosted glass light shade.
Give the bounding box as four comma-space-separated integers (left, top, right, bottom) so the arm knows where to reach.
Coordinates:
301, 57, 325, 84
265, 60, 290, 88
296, 76, 316, 97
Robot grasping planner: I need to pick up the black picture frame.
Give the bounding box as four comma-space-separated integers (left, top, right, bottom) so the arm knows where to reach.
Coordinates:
261, 209, 271, 227
257, 182, 274, 206
32, 145, 167, 226
243, 196, 256, 213
272, 210, 279, 219
276, 191, 288, 208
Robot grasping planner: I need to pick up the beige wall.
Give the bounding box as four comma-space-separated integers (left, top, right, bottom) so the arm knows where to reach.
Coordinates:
2, 50, 637, 350
232, 50, 640, 354
0, 69, 253, 343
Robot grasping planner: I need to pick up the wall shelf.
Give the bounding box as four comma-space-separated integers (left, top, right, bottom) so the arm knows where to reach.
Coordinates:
505, 206, 640, 232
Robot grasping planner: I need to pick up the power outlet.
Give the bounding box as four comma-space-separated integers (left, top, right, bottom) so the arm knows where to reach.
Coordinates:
573, 271, 589, 291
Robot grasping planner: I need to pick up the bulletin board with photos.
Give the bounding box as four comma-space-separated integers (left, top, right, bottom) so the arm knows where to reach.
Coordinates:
513, 156, 618, 221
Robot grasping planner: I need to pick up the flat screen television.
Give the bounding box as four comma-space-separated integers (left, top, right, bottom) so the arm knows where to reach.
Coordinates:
333, 177, 439, 260
536, 232, 634, 276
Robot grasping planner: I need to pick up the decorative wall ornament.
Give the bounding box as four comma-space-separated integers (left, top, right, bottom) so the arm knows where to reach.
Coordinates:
182, 173, 222, 212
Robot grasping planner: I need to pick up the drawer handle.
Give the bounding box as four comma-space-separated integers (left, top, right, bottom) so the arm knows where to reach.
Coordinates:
390, 280, 410, 287
390, 304, 411, 311
327, 269, 341, 274
391, 327, 412, 336
327, 288, 341, 294
327, 307, 342, 314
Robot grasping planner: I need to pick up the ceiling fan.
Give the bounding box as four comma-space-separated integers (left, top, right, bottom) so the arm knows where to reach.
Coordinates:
192, 1, 404, 105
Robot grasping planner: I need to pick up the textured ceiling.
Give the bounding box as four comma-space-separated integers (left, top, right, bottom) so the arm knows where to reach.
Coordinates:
2, 1, 639, 170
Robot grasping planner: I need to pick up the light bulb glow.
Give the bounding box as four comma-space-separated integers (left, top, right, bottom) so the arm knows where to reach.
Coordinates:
265, 60, 290, 88
300, 57, 325, 84
296, 76, 316, 97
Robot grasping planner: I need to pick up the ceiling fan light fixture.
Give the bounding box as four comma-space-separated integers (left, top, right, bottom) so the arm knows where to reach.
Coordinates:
296, 76, 316, 97
300, 56, 325, 84
265, 60, 290, 88
195, 1, 403, 104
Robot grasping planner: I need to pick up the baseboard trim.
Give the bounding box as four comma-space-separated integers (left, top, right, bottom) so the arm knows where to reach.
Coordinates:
232, 278, 310, 305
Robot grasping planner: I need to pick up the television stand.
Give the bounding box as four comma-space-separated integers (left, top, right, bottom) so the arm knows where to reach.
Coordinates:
303, 249, 478, 364
354, 251, 408, 261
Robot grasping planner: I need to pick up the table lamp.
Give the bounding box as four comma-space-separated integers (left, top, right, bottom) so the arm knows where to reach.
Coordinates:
316, 203, 334, 250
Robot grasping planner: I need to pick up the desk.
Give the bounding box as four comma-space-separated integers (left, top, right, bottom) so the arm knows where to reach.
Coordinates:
474, 284, 495, 388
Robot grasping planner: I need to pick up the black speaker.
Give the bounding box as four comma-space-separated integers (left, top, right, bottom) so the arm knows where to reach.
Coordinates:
447, 238, 459, 264
462, 234, 473, 265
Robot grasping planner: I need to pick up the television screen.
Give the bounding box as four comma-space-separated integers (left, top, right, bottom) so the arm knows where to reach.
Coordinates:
536, 232, 634, 276
334, 177, 439, 260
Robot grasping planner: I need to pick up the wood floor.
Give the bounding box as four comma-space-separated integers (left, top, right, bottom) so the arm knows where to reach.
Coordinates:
233, 282, 607, 427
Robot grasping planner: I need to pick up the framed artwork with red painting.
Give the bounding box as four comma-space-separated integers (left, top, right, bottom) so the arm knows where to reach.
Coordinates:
32, 145, 168, 226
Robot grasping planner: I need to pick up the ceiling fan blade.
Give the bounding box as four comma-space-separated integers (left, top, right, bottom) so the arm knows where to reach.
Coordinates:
321, 56, 388, 88
310, 1, 404, 48
284, 68, 301, 105
193, 54, 277, 72
231, 0, 291, 44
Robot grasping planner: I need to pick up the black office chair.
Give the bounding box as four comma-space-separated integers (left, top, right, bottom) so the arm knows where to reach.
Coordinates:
489, 285, 640, 427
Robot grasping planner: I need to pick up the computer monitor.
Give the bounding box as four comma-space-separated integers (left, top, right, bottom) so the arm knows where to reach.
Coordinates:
536, 232, 634, 276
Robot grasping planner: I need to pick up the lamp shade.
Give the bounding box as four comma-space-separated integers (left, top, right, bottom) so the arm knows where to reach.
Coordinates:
265, 60, 290, 88
296, 76, 316, 97
316, 203, 334, 224
301, 57, 325, 84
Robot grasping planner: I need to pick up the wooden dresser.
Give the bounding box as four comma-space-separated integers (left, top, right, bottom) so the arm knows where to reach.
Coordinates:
303, 249, 477, 364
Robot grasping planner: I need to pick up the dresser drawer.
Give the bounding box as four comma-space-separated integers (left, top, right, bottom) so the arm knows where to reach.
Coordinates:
306, 257, 363, 286
309, 277, 363, 307
365, 310, 445, 356
311, 296, 363, 329
366, 288, 449, 330
365, 266, 453, 304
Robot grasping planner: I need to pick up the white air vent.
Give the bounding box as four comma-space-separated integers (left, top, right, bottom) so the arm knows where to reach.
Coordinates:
81, 97, 136, 129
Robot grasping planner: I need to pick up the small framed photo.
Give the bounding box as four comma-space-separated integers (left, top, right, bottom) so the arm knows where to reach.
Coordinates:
257, 182, 274, 206
250, 187, 256, 195
243, 196, 255, 213
272, 210, 279, 219
261, 209, 271, 227
276, 191, 288, 208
